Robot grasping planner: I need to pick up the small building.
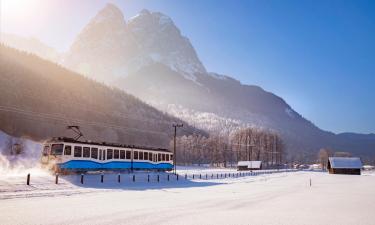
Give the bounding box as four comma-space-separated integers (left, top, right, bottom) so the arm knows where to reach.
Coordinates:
327, 157, 362, 175
237, 161, 262, 171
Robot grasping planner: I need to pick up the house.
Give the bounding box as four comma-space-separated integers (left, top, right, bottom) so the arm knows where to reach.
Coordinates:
237, 161, 262, 171
327, 157, 362, 175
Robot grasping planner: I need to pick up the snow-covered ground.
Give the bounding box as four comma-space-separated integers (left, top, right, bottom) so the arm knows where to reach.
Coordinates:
0, 167, 374, 225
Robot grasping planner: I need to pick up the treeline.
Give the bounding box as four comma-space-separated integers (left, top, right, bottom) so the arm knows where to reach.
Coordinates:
171, 127, 284, 167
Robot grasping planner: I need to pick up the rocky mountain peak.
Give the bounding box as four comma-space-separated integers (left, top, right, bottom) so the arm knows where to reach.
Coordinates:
93, 3, 125, 24
127, 9, 206, 81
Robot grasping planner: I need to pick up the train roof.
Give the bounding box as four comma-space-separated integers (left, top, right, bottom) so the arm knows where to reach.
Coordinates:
47, 137, 171, 153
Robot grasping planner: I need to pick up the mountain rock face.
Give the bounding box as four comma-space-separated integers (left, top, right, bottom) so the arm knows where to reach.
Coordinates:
63, 4, 138, 82
64, 4, 205, 83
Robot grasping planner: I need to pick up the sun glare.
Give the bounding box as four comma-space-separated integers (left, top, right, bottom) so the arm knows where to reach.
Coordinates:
1, 0, 40, 19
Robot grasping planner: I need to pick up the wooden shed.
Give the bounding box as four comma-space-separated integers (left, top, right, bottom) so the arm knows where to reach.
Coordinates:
237, 161, 262, 171
327, 157, 362, 175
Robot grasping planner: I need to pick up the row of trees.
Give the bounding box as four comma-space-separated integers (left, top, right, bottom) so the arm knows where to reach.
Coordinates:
171, 127, 284, 168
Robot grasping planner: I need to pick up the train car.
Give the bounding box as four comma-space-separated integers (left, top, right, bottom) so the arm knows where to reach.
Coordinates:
41, 137, 173, 173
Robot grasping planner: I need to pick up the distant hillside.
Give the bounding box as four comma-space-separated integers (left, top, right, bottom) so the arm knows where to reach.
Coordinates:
0, 44, 201, 148
1, 33, 61, 62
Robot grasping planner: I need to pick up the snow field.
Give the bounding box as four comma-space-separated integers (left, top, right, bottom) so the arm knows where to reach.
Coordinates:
0, 169, 374, 225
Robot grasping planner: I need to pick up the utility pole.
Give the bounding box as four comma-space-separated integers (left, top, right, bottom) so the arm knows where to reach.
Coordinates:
245, 134, 248, 161
173, 123, 183, 174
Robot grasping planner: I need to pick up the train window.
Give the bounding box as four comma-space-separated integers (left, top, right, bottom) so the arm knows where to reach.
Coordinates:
51, 144, 64, 155
107, 149, 113, 160
144, 152, 149, 160
126, 151, 131, 159
139, 152, 144, 160
99, 150, 102, 160
120, 150, 125, 159
91, 148, 98, 159
158, 153, 161, 162
162, 154, 166, 161
103, 150, 106, 160
114, 149, 119, 159
83, 147, 90, 158
170, 155, 173, 161
166, 154, 169, 161
64, 145, 72, 155
74, 146, 82, 157
134, 151, 138, 160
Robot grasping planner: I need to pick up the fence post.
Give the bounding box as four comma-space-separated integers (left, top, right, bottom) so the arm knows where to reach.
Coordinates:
148, 174, 150, 182
206, 174, 208, 179
167, 174, 170, 181
211, 174, 214, 179
55, 173, 59, 184
185, 174, 187, 180
27, 173, 30, 185
118, 174, 121, 183
193, 174, 195, 179
80, 174, 84, 184
176, 174, 179, 181
200, 174, 201, 179
133, 175, 135, 182
217, 174, 219, 179
101, 173, 104, 183
157, 175, 160, 182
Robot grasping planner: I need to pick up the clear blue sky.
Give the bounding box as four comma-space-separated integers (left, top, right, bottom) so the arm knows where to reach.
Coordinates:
1, 0, 374, 134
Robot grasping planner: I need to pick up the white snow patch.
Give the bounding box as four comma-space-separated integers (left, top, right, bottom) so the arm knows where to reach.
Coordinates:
208, 72, 228, 80
285, 108, 295, 118
158, 14, 172, 26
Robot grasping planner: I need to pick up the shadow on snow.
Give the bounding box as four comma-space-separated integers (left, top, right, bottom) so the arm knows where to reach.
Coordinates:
61, 172, 223, 190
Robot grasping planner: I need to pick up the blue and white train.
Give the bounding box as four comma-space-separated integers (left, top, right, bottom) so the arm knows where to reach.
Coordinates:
41, 137, 173, 173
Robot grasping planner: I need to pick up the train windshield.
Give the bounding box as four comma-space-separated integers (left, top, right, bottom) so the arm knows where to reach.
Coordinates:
51, 144, 64, 155
43, 145, 50, 156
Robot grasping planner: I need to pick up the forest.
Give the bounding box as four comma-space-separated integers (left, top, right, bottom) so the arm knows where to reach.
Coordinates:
172, 127, 284, 167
